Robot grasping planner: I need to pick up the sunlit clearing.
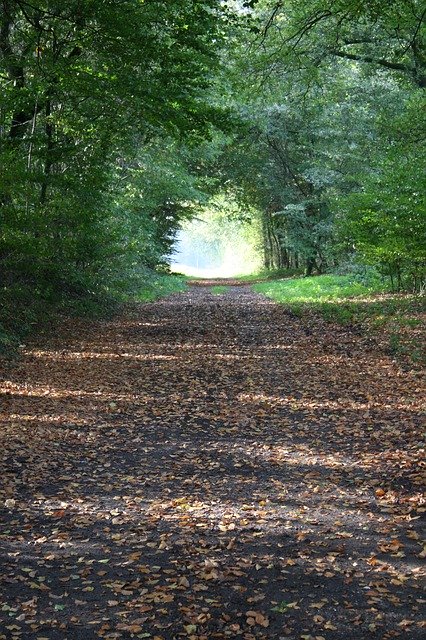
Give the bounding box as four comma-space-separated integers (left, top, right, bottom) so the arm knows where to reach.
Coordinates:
170, 194, 263, 277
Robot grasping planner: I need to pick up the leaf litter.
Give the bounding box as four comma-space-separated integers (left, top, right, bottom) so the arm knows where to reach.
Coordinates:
0, 285, 425, 639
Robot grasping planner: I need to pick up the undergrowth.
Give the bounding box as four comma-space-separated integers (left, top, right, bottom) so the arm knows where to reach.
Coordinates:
235, 267, 303, 282
136, 273, 187, 302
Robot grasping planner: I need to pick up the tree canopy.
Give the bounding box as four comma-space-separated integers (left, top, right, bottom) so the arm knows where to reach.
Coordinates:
1, 0, 424, 339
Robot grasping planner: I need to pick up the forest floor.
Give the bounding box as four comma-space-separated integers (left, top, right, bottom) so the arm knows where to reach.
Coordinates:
0, 285, 425, 640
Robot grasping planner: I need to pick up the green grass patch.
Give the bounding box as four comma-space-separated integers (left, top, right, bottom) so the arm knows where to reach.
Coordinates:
211, 285, 228, 295
253, 274, 380, 305
235, 267, 303, 283
137, 273, 187, 302
253, 274, 425, 365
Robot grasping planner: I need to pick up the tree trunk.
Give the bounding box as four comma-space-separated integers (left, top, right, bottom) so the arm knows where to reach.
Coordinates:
306, 256, 316, 276
40, 98, 54, 205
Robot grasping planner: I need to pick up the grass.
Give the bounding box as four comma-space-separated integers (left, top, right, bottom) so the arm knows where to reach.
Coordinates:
136, 273, 187, 302
235, 267, 303, 283
211, 285, 228, 295
253, 274, 425, 365
256, 273, 372, 300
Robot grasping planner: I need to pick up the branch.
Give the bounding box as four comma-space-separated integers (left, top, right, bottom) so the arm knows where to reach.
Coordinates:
341, 38, 375, 46
285, 10, 333, 50
260, 2, 282, 43
408, 5, 426, 51
331, 49, 410, 73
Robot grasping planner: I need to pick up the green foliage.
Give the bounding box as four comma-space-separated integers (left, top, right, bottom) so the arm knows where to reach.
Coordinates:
335, 92, 426, 290
258, 0, 426, 88
0, 0, 423, 351
217, 1, 425, 288
271, 601, 292, 614
0, 0, 229, 344
254, 274, 384, 306
235, 267, 304, 282
136, 274, 187, 303
0, 322, 19, 355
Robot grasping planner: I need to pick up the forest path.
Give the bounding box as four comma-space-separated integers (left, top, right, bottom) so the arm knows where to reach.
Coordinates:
0, 286, 424, 639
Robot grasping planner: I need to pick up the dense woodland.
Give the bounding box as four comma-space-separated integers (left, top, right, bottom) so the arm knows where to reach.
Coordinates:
1, 0, 425, 341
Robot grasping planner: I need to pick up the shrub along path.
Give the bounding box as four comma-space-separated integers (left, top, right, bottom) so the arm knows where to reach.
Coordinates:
0, 285, 424, 639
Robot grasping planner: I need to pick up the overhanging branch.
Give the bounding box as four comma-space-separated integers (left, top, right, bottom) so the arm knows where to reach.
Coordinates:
331, 49, 409, 73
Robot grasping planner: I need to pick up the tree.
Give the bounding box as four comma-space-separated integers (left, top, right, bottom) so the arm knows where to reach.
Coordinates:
335, 92, 426, 290
0, 0, 227, 304
212, 0, 425, 285
257, 0, 426, 87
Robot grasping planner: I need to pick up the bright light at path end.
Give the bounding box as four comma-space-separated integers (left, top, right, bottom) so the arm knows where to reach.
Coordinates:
170, 226, 262, 277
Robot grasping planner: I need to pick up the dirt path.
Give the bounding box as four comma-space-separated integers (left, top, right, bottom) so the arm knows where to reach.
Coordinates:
1, 286, 424, 639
